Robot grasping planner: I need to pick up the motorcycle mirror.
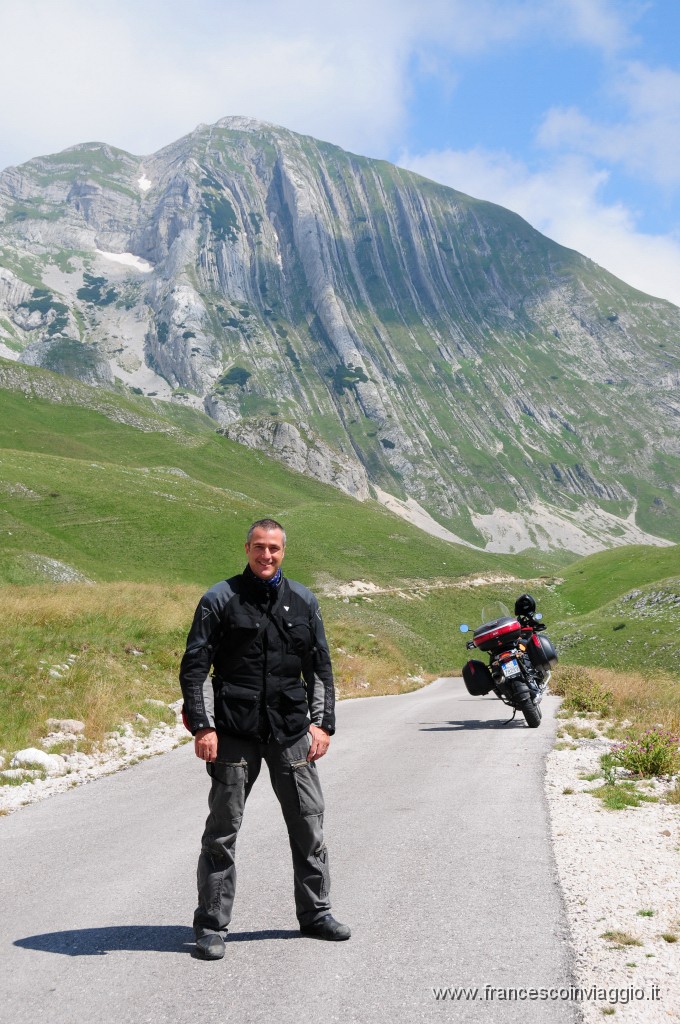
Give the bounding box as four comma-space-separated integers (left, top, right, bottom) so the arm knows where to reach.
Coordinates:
534, 612, 543, 621
459, 624, 470, 633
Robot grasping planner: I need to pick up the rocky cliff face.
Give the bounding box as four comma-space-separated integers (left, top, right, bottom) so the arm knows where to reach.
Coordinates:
0, 116, 678, 552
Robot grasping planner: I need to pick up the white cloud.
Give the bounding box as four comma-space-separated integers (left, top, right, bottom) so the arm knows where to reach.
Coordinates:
538, 61, 680, 187
0, 0, 414, 168
399, 146, 680, 306
0, 0, 643, 172
398, 0, 638, 55
558, 0, 639, 52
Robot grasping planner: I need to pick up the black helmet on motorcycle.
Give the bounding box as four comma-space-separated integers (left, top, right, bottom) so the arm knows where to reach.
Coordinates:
514, 593, 536, 617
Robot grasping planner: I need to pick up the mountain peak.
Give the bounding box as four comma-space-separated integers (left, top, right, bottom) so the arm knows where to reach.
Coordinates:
211, 115, 279, 133
0, 121, 678, 554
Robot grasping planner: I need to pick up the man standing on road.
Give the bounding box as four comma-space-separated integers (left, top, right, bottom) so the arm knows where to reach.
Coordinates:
180, 518, 350, 960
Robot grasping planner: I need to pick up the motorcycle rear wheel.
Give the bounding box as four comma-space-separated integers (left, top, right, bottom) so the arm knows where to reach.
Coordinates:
520, 699, 542, 728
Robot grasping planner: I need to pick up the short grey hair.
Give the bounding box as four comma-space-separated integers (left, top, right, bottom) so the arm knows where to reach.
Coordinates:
246, 518, 287, 546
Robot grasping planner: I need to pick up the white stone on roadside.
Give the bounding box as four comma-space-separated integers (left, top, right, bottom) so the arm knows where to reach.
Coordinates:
49, 669, 62, 678
66, 753, 93, 769
11, 748, 53, 769
0, 713, 190, 816
10, 748, 67, 774
144, 699, 168, 708
46, 718, 85, 734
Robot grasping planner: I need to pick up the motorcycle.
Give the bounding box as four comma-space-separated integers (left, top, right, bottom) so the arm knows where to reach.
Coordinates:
459, 593, 558, 728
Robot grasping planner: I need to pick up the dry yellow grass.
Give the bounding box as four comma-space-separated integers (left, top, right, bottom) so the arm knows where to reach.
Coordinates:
588, 666, 680, 733
551, 663, 680, 734
327, 616, 431, 700
5, 585, 675, 756
1, 583, 432, 752
1, 581, 200, 632
333, 651, 435, 700
1, 582, 200, 751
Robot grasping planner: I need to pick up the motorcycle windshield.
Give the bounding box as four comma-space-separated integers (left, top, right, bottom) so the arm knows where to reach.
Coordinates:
480, 601, 511, 626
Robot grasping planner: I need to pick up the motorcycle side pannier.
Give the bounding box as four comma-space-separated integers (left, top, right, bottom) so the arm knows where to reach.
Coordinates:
527, 633, 558, 673
462, 659, 494, 696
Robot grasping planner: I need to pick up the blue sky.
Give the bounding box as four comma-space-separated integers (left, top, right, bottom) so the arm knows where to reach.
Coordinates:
2, 0, 680, 304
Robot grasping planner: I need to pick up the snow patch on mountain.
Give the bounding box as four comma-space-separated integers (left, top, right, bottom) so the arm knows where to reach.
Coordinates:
95, 250, 154, 273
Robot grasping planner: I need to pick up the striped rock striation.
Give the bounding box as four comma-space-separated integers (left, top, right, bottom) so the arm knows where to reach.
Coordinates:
0, 116, 678, 552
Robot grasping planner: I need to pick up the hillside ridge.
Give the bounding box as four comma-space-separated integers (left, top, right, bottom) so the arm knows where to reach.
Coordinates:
0, 117, 678, 553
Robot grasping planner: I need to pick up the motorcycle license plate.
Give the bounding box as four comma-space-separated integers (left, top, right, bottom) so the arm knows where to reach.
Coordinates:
501, 658, 521, 679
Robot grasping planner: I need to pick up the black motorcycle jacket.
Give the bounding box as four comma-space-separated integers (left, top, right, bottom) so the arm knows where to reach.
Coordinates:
179, 568, 335, 743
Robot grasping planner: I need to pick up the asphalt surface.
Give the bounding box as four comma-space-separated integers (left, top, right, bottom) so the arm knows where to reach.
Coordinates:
0, 678, 578, 1024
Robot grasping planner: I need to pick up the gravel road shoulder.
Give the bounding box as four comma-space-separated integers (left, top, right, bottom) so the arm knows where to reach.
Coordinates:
545, 720, 680, 1023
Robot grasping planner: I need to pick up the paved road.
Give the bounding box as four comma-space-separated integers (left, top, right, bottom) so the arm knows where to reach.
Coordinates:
0, 679, 577, 1024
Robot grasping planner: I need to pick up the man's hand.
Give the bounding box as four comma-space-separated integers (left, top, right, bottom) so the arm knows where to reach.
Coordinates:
194, 727, 218, 762
307, 724, 330, 761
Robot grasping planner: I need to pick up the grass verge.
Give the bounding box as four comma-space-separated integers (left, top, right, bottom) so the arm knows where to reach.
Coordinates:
0, 582, 195, 753
550, 664, 680, 733
588, 782, 658, 810
0, 581, 432, 755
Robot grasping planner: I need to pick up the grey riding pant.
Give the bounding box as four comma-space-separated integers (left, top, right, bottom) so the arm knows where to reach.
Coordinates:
193, 732, 331, 936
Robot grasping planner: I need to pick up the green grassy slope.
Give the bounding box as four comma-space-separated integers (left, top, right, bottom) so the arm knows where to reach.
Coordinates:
549, 545, 680, 675
0, 378, 541, 589
555, 545, 680, 614
551, 576, 680, 674
1, 362, 677, 757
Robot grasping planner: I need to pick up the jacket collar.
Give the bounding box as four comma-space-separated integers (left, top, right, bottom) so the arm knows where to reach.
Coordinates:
241, 566, 287, 611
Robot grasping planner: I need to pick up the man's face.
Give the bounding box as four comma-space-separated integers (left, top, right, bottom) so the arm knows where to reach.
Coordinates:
245, 527, 286, 580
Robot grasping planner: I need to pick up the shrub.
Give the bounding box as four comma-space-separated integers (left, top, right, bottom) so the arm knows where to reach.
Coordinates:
600, 752, 618, 786
610, 726, 680, 778
561, 723, 598, 740
217, 366, 251, 388
551, 665, 613, 715
77, 273, 117, 306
